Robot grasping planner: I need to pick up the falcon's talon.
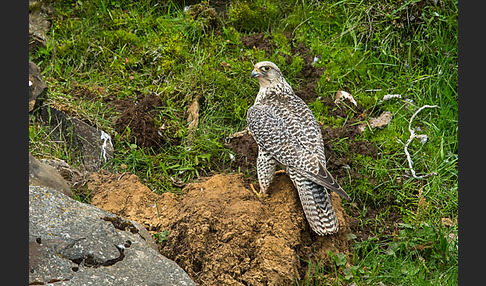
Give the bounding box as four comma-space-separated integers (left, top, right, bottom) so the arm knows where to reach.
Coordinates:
228, 127, 249, 139
274, 170, 286, 175
249, 183, 264, 198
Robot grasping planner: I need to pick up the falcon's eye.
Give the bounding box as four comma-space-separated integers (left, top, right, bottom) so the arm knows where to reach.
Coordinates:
261, 66, 271, 72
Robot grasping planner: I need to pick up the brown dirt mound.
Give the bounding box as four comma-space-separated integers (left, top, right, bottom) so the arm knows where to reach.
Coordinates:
104, 92, 183, 149
224, 131, 259, 177
89, 171, 350, 285
89, 171, 177, 230
240, 33, 277, 57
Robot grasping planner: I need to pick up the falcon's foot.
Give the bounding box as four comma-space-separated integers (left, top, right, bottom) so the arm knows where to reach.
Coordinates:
227, 127, 249, 139
250, 183, 266, 198
274, 169, 286, 175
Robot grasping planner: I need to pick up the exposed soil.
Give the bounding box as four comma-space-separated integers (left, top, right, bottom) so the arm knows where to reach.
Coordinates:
240, 33, 277, 58
104, 92, 183, 149
289, 41, 327, 104
89, 171, 350, 285
224, 132, 259, 177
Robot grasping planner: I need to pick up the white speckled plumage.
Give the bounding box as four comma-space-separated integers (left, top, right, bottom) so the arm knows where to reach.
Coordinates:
247, 61, 350, 235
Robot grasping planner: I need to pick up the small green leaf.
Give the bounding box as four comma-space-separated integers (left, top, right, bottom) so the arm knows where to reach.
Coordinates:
335, 252, 347, 267
346, 233, 357, 240
398, 223, 413, 229
343, 268, 354, 280
386, 242, 398, 256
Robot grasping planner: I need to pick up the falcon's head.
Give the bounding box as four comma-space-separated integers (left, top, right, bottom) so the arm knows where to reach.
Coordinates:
251, 61, 283, 87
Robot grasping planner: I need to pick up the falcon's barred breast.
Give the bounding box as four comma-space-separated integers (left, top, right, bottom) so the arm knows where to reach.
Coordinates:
247, 61, 351, 235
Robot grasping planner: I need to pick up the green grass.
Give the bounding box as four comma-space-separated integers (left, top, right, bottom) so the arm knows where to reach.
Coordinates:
29, 0, 457, 284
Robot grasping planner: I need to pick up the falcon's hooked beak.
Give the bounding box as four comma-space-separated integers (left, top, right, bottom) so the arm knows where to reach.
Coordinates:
251, 69, 261, 78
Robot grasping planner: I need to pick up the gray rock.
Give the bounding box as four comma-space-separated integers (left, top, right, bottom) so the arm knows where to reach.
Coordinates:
29, 61, 47, 112
40, 106, 114, 172
70, 117, 115, 172
29, 153, 73, 198
29, 0, 53, 53
29, 185, 195, 286
40, 158, 88, 190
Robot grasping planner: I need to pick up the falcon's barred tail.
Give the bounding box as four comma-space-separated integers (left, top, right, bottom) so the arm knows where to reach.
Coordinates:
288, 168, 339, 235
